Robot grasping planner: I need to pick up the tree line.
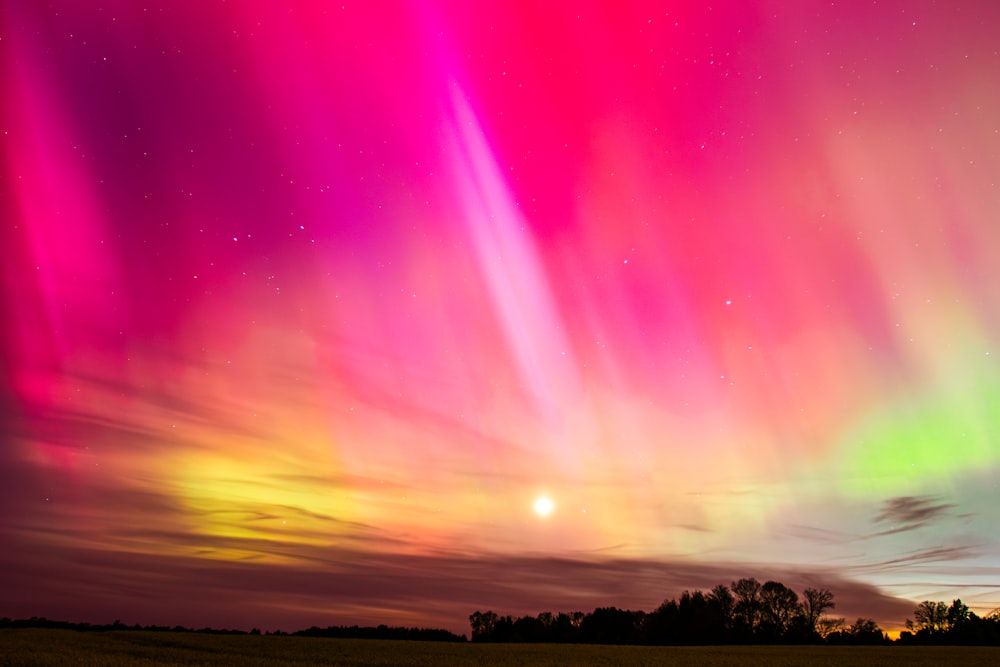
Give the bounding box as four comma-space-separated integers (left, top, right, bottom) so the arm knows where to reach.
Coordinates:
469, 578, 1000, 646
899, 599, 1000, 645
0, 617, 466, 642
6, 588, 999, 646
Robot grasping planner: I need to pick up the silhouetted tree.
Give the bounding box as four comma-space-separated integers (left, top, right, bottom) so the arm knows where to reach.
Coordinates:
759, 581, 801, 640
947, 599, 971, 630
642, 599, 673, 645
676, 590, 716, 644
802, 587, 835, 635
832, 617, 886, 645
911, 600, 949, 634
468, 610, 498, 641
731, 577, 762, 639
492, 615, 515, 642
817, 616, 845, 640
707, 583, 735, 636
551, 612, 583, 642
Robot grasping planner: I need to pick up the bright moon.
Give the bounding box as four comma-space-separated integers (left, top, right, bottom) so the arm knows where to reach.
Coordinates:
534, 496, 553, 516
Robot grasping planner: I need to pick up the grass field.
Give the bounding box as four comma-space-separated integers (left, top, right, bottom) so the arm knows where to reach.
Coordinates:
2, 629, 999, 666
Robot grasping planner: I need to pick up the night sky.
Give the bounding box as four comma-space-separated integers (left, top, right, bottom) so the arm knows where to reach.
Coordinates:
2, 1, 999, 636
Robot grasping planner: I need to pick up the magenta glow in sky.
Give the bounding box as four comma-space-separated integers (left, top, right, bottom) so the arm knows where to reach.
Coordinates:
2, 1, 999, 634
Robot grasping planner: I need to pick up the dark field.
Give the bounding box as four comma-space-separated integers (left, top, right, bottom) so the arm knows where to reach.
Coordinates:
2, 629, 1000, 666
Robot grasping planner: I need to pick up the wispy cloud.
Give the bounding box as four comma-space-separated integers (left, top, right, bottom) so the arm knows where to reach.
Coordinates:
871, 495, 956, 536
876, 545, 979, 568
